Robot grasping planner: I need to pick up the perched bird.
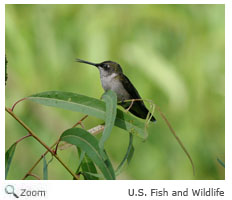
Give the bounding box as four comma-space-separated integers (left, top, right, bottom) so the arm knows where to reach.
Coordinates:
76, 58, 156, 122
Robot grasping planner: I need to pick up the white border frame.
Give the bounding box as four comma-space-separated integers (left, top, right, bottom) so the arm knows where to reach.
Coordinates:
1, 1, 231, 199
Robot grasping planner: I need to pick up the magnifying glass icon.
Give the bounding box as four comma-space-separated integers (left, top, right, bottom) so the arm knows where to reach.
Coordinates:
5, 185, 19, 198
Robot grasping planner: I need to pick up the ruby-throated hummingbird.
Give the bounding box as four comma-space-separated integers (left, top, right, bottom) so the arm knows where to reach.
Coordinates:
76, 58, 156, 122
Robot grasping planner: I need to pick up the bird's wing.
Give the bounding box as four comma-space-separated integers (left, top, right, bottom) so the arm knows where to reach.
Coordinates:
120, 74, 143, 100
120, 74, 156, 122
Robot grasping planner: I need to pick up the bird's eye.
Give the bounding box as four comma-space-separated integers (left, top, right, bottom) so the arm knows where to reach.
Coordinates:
104, 64, 109, 69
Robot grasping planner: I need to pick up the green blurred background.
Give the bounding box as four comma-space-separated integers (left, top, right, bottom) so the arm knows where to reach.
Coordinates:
5, 4, 225, 180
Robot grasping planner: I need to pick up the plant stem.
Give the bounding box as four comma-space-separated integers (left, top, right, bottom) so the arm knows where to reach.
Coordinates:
156, 106, 195, 176
11, 97, 28, 111
22, 114, 89, 180
26, 173, 41, 180
16, 134, 32, 144
22, 141, 58, 180
54, 115, 89, 154
5, 107, 79, 180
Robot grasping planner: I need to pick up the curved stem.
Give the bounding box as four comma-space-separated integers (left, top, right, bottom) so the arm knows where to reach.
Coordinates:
25, 173, 41, 180
54, 115, 89, 154
5, 107, 79, 180
22, 114, 89, 180
22, 141, 58, 180
72, 115, 88, 128
11, 97, 28, 111
16, 134, 31, 144
156, 106, 195, 176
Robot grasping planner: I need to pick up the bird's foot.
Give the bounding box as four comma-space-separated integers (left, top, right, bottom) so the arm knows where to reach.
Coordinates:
125, 99, 134, 112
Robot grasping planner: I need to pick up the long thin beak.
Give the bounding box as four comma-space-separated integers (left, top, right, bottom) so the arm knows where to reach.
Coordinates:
76, 58, 99, 67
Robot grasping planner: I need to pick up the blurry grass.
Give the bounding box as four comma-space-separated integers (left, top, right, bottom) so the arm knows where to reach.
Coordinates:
5, 4, 225, 180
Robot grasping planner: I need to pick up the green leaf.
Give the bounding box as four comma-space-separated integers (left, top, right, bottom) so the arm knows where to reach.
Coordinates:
27, 91, 147, 139
60, 128, 115, 180
81, 171, 104, 179
43, 156, 48, 180
99, 90, 117, 149
127, 144, 135, 165
217, 158, 225, 168
116, 133, 134, 175
76, 148, 85, 174
81, 155, 99, 180
76, 148, 99, 180
5, 142, 17, 179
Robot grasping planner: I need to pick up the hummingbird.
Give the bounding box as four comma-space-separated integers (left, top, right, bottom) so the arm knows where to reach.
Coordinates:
76, 58, 156, 122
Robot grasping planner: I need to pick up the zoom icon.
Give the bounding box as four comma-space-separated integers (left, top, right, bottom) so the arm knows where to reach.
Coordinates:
5, 185, 19, 198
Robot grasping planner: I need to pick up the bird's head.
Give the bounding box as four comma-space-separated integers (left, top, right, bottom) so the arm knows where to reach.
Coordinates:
76, 58, 123, 77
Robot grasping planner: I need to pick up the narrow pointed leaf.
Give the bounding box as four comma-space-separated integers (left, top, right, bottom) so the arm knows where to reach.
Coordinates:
99, 149, 115, 177
81, 171, 104, 179
127, 144, 135, 165
99, 90, 117, 149
217, 158, 225, 168
81, 155, 99, 180
60, 128, 115, 180
27, 91, 147, 139
5, 142, 17, 179
76, 148, 99, 180
43, 156, 48, 180
116, 133, 134, 175
76, 149, 85, 174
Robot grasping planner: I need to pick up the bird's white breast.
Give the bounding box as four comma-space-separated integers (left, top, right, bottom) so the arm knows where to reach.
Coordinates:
100, 73, 130, 101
